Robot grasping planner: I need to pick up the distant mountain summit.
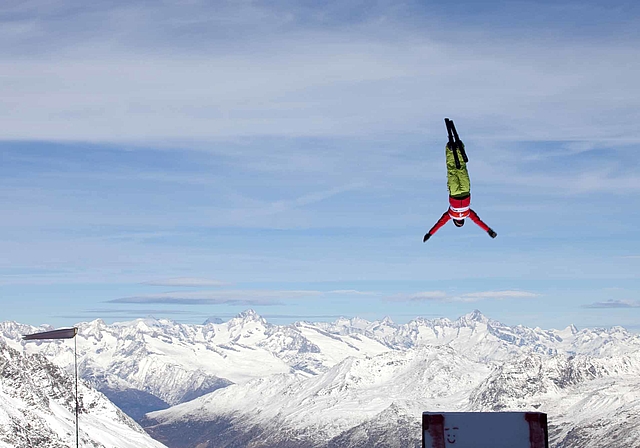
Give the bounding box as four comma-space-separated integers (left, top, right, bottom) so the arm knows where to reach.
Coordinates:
203, 317, 224, 325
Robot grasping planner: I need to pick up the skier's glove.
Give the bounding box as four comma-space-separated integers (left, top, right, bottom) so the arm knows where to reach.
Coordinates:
488, 229, 497, 239
423, 233, 431, 242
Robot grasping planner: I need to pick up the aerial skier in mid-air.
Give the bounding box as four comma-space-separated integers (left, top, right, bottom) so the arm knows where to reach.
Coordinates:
423, 118, 497, 242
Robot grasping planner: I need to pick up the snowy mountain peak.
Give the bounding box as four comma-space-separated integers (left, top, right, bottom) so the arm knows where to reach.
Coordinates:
0, 321, 41, 341
332, 317, 352, 326
380, 316, 395, 325
459, 309, 492, 325
332, 316, 372, 332
81, 318, 108, 335
225, 310, 270, 339
203, 317, 224, 325
122, 317, 161, 333
234, 309, 266, 323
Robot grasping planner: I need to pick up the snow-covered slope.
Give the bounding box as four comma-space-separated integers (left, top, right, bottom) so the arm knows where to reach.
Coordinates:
470, 351, 640, 447
143, 345, 489, 447
0, 339, 166, 448
144, 346, 640, 448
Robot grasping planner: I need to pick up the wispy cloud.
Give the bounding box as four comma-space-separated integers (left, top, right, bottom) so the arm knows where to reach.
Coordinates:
390, 290, 539, 303
583, 300, 640, 309
270, 183, 366, 210
142, 277, 228, 287
219, 183, 368, 223
327, 290, 377, 295
0, 2, 638, 143
389, 291, 448, 302
470, 156, 640, 196
109, 296, 281, 306
85, 308, 203, 316
108, 290, 324, 306
461, 291, 540, 300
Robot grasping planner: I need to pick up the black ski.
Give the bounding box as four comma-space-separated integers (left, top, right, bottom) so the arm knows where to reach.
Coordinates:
449, 119, 468, 163
445, 118, 461, 169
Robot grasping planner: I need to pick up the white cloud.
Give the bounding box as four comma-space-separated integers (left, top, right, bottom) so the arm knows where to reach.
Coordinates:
142, 277, 229, 287
389, 291, 448, 302
469, 159, 640, 196
109, 289, 324, 306
225, 183, 368, 222
390, 290, 539, 303
107, 288, 380, 307
327, 290, 377, 295
584, 300, 640, 309
0, 2, 639, 144
460, 290, 540, 300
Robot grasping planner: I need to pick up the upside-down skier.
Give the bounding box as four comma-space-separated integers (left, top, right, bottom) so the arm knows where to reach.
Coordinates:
423, 118, 497, 242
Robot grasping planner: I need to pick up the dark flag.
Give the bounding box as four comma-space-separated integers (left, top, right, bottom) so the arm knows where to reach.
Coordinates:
23, 328, 78, 340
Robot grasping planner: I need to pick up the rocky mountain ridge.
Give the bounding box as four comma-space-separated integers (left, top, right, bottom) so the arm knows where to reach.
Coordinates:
0, 338, 167, 448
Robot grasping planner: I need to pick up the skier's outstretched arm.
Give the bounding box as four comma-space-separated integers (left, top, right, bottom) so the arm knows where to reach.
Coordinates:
468, 209, 497, 238
423, 211, 450, 242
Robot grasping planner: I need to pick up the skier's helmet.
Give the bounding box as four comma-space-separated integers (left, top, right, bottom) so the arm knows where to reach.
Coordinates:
453, 219, 465, 227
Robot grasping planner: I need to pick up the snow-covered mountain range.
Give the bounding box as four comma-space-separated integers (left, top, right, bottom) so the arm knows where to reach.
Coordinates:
3, 310, 640, 448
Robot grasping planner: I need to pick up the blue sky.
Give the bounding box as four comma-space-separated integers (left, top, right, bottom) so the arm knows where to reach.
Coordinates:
1, 0, 639, 330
